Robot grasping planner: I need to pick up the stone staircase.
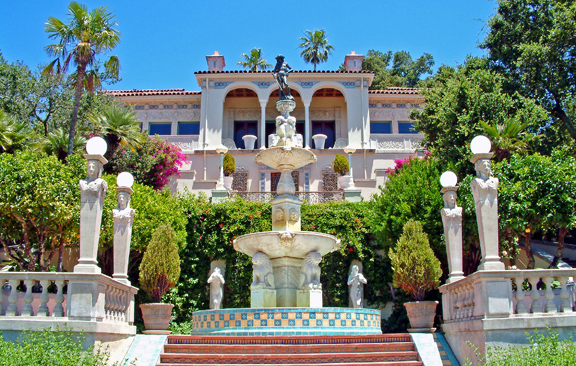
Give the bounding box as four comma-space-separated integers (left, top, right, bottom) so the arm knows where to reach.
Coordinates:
157, 334, 423, 366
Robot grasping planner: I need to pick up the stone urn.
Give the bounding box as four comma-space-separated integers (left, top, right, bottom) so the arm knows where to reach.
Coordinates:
140, 303, 174, 334
223, 176, 234, 189
242, 135, 257, 150
312, 134, 327, 149
338, 175, 351, 189
404, 301, 438, 333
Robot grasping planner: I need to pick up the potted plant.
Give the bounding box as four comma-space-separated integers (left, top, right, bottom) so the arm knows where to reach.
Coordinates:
223, 152, 235, 189
139, 223, 181, 333
333, 154, 350, 189
389, 219, 442, 332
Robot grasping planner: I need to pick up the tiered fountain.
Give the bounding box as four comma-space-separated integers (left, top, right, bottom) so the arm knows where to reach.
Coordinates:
191, 56, 381, 336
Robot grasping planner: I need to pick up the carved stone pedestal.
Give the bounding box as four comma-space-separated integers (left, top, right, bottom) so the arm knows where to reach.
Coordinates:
297, 288, 323, 308
251, 288, 277, 308
272, 195, 301, 231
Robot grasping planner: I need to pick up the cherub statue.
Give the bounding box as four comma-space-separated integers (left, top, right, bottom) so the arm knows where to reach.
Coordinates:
207, 267, 225, 310
348, 265, 367, 308
275, 115, 296, 146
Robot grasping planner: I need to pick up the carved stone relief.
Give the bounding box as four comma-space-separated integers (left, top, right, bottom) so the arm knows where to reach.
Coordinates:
232, 167, 248, 191
310, 109, 334, 120
234, 109, 260, 121
321, 166, 338, 191
174, 110, 200, 121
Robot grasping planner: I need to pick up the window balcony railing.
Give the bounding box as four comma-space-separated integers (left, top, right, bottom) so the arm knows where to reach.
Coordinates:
369, 133, 423, 151
157, 135, 200, 153
230, 191, 344, 204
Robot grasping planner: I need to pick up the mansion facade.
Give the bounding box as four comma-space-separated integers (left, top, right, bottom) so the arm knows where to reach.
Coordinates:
109, 51, 425, 200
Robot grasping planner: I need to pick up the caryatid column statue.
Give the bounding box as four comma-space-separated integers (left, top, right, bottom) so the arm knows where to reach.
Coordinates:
75, 137, 108, 274
470, 136, 505, 271
440, 171, 465, 283
112, 172, 135, 285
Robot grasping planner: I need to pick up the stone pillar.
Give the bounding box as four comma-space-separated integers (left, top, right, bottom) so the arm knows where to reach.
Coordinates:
304, 102, 311, 148
260, 102, 267, 149
441, 186, 465, 283
112, 185, 135, 285
471, 154, 505, 270
75, 154, 108, 274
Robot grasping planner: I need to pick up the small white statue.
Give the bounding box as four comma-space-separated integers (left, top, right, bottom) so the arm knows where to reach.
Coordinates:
251, 252, 275, 289
276, 115, 296, 146
207, 267, 225, 310
348, 265, 367, 308
300, 251, 322, 289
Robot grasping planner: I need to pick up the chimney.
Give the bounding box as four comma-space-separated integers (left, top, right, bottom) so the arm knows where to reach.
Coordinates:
344, 51, 364, 72
206, 51, 225, 72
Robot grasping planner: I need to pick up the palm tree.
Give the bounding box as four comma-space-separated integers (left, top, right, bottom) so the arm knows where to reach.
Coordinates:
480, 119, 539, 162
237, 48, 272, 71
298, 29, 335, 71
43, 1, 121, 158
0, 110, 30, 154
89, 103, 146, 161
43, 128, 87, 162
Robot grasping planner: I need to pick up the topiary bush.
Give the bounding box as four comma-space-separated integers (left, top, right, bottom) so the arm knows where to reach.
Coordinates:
223, 153, 235, 176
389, 219, 442, 301
332, 154, 349, 176
139, 223, 181, 303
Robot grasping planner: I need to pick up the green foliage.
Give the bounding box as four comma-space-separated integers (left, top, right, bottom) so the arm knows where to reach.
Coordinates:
389, 220, 441, 301
237, 48, 272, 71
464, 328, 576, 366
298, 29, 335, 71
0, 151, 84, 271
139, 223, 181, 303
0, 327, 114, 366
482, 0, 576, 142
99, 174, 188, 274
332, 154, 349, 176
167, 197, 390, 323
370, 155, 448, 274
0, 110, 31, 154
412, 57, 549, 178
223, 153, 235, 176
361, 50, 435, 89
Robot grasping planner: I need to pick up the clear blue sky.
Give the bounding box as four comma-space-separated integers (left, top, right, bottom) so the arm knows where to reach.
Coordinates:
0, 0, 497, 91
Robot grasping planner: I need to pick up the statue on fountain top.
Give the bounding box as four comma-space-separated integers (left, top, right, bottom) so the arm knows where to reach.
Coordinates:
272, 55, 294, 101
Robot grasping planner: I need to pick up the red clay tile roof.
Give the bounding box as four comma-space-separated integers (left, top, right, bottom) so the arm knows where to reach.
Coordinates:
369, 87, 420, 95
106, 89, 201, 97
194, 70, 374, 75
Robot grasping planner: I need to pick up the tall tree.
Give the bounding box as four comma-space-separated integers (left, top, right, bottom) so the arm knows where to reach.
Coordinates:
298, 29, 335, 71
237, 48, 272, 71
359, 50, 435, 89
482, 0, 576, 142
43, 1, 121, 157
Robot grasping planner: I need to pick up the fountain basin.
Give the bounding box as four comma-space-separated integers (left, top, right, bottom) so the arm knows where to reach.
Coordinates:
256, 147, 316, 171
233, 231, 340, 259
192, 307, 381, 336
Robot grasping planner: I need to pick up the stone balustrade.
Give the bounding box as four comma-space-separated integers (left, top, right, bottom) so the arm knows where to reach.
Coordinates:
369, 134, 423, 151
440, 269, 576, 322
159, 135, 200, 153
231, 191, 344, 203
0, 272, 137, 325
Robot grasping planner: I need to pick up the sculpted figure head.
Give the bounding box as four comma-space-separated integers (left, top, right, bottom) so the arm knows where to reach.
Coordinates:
86, 160, 102, 180
475, 159, 492, 179
350, 265, 359, 276
275, 208, 285, 222
289, 208, 298, 222
443, 191, 457, 209
117, 192, 131, 210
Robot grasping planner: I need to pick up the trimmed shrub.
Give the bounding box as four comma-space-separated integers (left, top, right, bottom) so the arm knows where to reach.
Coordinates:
223, 153, 235, 176
389, 219, 441, 301
139, 223, 181, 303
332, 154, 349, 176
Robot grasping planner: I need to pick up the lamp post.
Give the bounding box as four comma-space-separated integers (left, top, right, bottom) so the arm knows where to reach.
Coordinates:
440, 171, 465, 283
343, 146, 356, 189
113, 172, 135, 285
215, 145, 228, 190
470, 135, 504, 271
75, 137, 108, 274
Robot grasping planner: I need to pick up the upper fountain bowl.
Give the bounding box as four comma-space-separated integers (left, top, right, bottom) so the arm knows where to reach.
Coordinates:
256, 147, 316, 171
233, 231, 341, 259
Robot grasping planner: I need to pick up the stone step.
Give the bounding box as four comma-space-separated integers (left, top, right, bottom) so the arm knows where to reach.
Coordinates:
167, 334, 412, 346
164, 342, 415, 355
159, 363, 423, 366
159, 351, 420, 365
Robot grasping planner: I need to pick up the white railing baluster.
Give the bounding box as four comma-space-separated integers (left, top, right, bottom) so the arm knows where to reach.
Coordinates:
53, 279, 65, 317
514, 276, 527, 314
6, 280, 19, 316
38, 280, 50, 317
559, 276, 572, 313
529, 277, 541, 313
542, 276, 557, 313
21, 279, 34, 316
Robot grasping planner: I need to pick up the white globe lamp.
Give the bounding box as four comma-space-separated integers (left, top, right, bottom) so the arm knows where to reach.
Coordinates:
86, 137, 108, 155
117, 172, 134, 188
440, 171, 458, 188
470, 135, 491, 154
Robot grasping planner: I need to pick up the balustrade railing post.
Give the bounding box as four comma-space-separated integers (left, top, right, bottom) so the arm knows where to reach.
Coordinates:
514, 276, 527, 314
543, 276, 557, 313
6, 280, 18, 316
529, 277, 541, 313
38, 279, 50, 317
53, 279, 65, 317
559, 277, 573, 313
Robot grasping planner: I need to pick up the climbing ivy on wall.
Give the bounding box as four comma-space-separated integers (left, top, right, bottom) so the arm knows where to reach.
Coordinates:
165, 196, 392, 324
